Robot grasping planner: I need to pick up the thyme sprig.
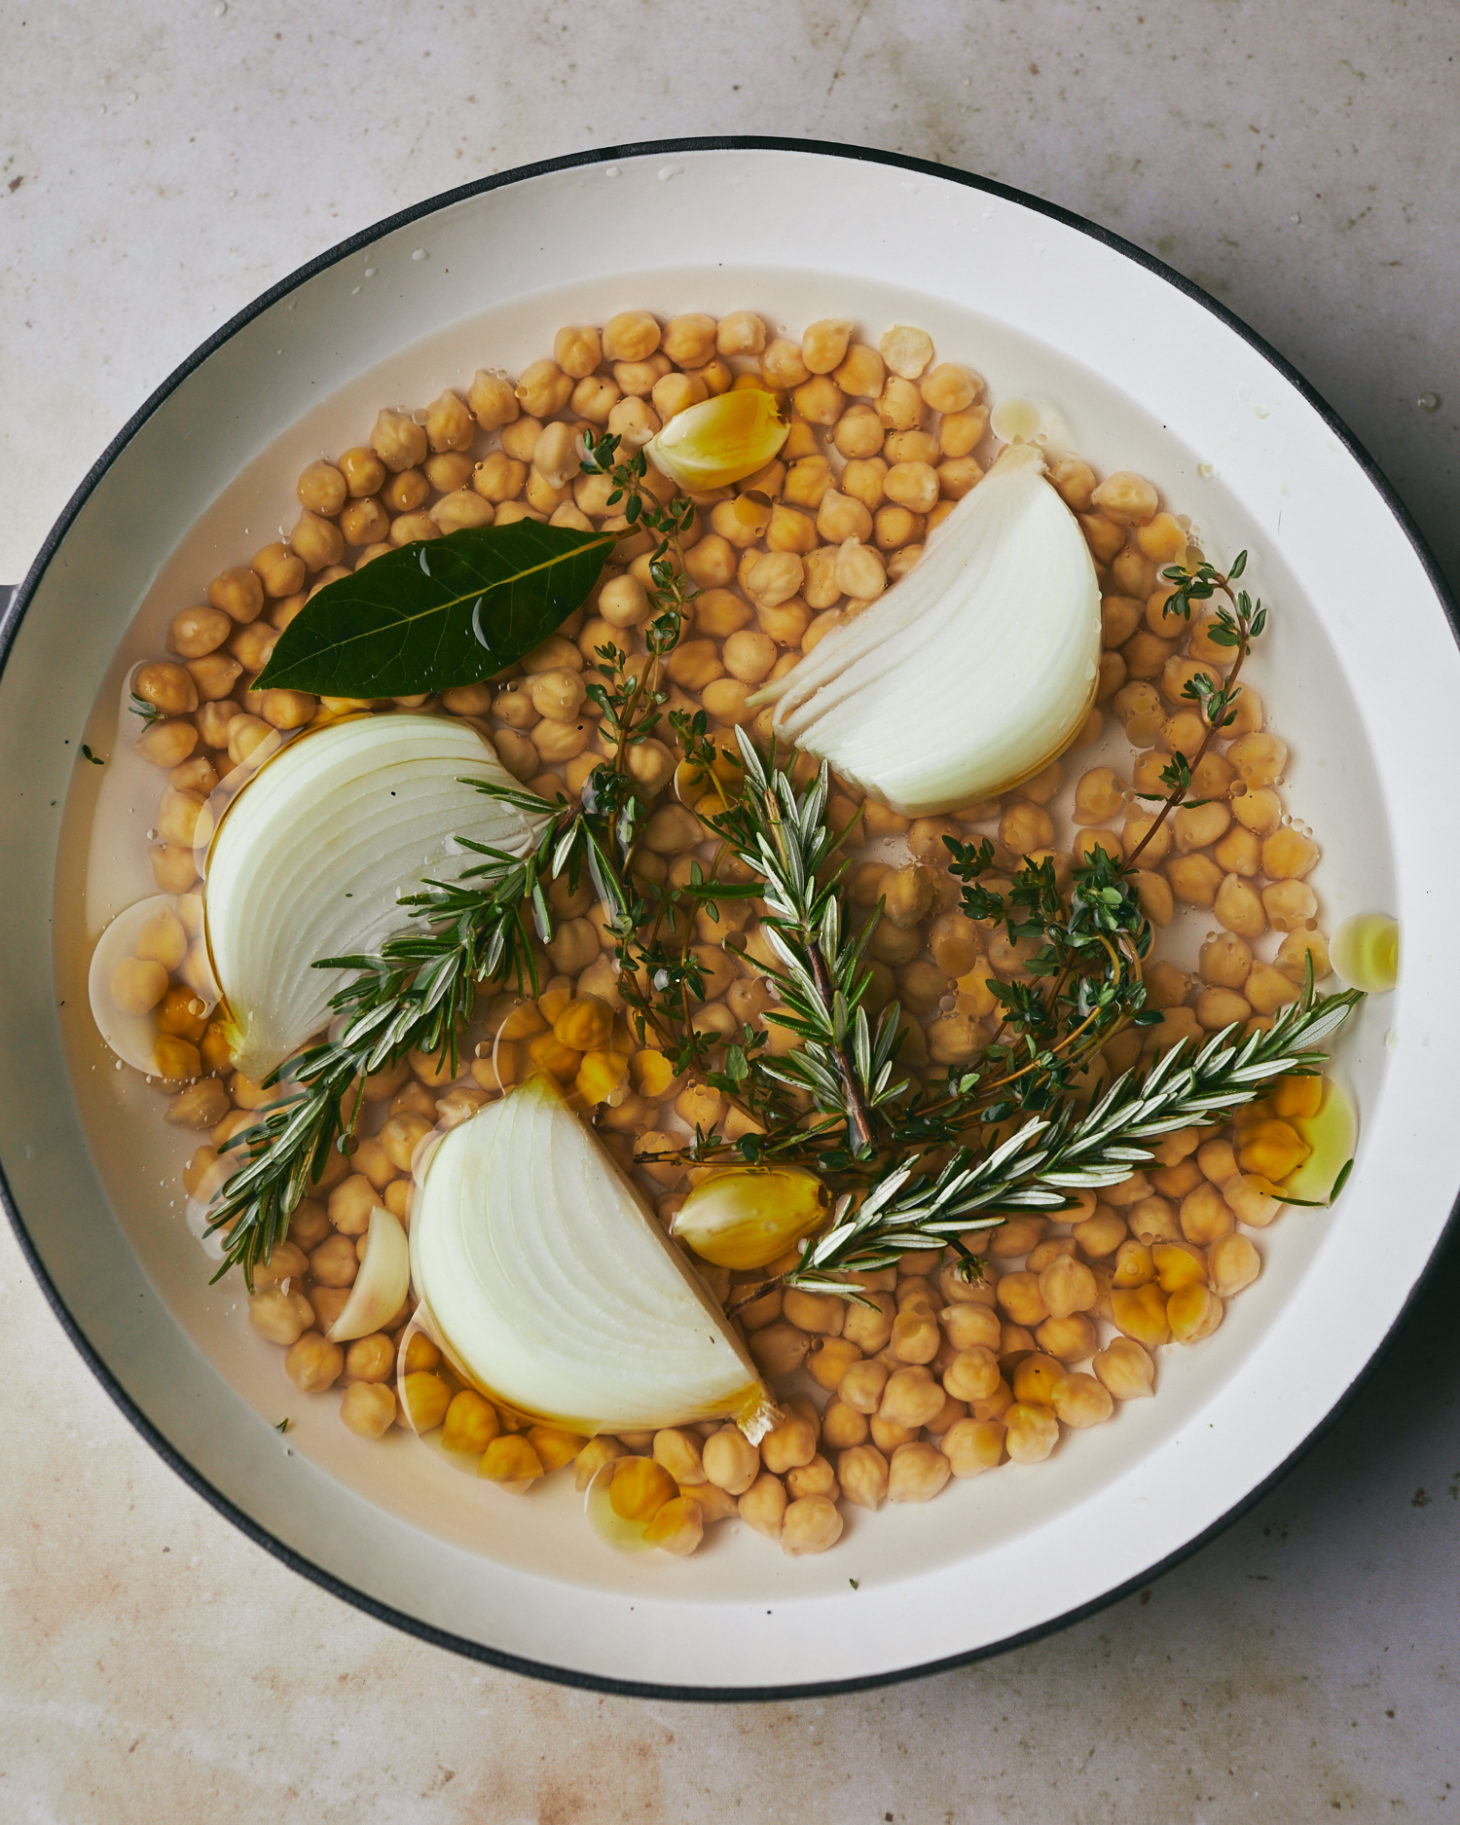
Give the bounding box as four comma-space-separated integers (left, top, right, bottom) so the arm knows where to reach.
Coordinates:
580, 429, 698, 776
1128, 551, 1263, 865
208, 780, 562, 1287
937, 838, 1155, 1120
785, 973, 1362, 1294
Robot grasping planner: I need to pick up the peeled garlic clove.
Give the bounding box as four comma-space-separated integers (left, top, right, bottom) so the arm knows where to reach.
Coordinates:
203, 713, 549, 1079
327, 1204, 411, 1342
760, 444, 1101, 816
645, 388, 789, 491
409, 1077, 775, 1439
670, 1165, 831, 1270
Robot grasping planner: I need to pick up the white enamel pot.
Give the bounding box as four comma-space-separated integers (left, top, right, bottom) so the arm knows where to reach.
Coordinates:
2, 139, 1457, 1699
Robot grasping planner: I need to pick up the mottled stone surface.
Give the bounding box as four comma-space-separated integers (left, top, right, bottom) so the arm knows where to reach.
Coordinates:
2, 2, 1457, 1819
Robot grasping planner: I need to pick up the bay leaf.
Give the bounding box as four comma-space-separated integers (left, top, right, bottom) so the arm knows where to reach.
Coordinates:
255, 521, 616, 697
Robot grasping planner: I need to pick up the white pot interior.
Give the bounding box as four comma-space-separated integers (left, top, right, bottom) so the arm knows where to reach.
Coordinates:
2, 144, 1455, 1692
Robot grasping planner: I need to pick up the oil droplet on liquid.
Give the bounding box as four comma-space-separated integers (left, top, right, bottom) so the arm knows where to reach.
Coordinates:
991, 397, 1041, 443
1281, 1078, 1358, 1204
1418, 392, 1442, 413
1331, 913, 1399, 994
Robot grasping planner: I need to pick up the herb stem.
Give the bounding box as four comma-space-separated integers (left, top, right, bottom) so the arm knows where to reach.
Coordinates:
1128, 571, 1252, 867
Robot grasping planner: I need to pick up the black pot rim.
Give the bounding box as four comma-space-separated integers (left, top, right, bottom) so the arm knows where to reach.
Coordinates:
3, 132, 1457, 1706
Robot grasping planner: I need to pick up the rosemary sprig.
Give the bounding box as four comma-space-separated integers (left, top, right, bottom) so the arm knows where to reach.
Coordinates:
129, 692, 164, 726
705, 730, 907, 1163
785, 973, 1362, 1293
208, 781, 562, 1287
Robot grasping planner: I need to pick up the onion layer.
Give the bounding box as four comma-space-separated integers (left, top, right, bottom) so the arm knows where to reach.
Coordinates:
203, 713, 547, 1079
760, 445, 1101, 816
409, 1077, 774, 1439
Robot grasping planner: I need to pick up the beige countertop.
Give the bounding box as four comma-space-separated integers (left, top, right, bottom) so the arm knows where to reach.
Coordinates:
3, 2, 1458, 1818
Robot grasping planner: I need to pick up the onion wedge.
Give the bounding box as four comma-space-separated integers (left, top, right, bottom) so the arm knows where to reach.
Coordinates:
409, 1077, 775, 1440
203, 713, 548, 1079
760, 444, 1101, 816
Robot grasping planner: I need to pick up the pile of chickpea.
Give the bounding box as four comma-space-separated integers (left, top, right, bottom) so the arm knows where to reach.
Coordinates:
119, 306, 1332, 1560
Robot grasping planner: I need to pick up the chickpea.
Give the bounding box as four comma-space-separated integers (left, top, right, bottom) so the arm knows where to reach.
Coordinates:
880, 460, 936, 516
1089, 470, 1159, 525
286, 1199, 330, 1252
914, 363, 974, 414
648, 1427, 705, 1488
1091, 1336, 1154, 1401
168, 604, 230, 660
1039, 1254, 1098, 1321
1110, 1283, 1171, 1347
543, 323, 599, 380
748, 1322, 811, 1380
337, 1334, 392, 1385
1246, 962, 1301, 1015
819, 1399, 869, 1452
285, 1331, 344, 1393
738, 1470, 788, 1538
829, 1442, 884, 1511
289, 510, 344, 573
940, 1345, 998, 1404
786, 1454, 840, 1504
992, 1271, 1046, 1329
1173, 800, 1231, 853
700, 1426, 759, 1496
1168, 1283, 1224, 1345
876, 1366, 943, 1430
877, 377, 924, 431
761, 1411, 818, 1475
1166, 854, 1223, 909
783, 1289, 845, 1339
888, 1308, 940, 1365
180, 654, 238, 709
110, 955, 168, 1017
1226, 731, 1286, 789
939, 1302, 1001, 1351
660, 312, 716, 367
838, 1360, 891, 1422
1053, 1372, 1114, 1429
1069, 1209, 1124, 1261
876, 1442, 947, 1505
1121, 1202, 1174, 1252
248, 1286, 314, 1346
1262, 826, 1320, 883
527, 668, 587, 725
1227, 786, 1279, 838
307, 1232, 358, 1290
336, 1381, 394, 1439
921, 911, 977, 980
710, 627, 776, 690
1207, 1232, 1261, 1298
1004, 1403, 1060, 1464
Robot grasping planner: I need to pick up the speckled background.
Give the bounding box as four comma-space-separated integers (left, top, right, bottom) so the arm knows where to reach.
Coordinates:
2, 3, 1458, 1820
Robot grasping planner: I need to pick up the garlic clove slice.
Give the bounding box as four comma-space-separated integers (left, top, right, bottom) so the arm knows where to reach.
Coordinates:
645, 388, 789, 491
328, 1203, 411, 1342
766, 445, 1101, 817
202, 713, 549, 1080
409, 1076, 775, 1439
